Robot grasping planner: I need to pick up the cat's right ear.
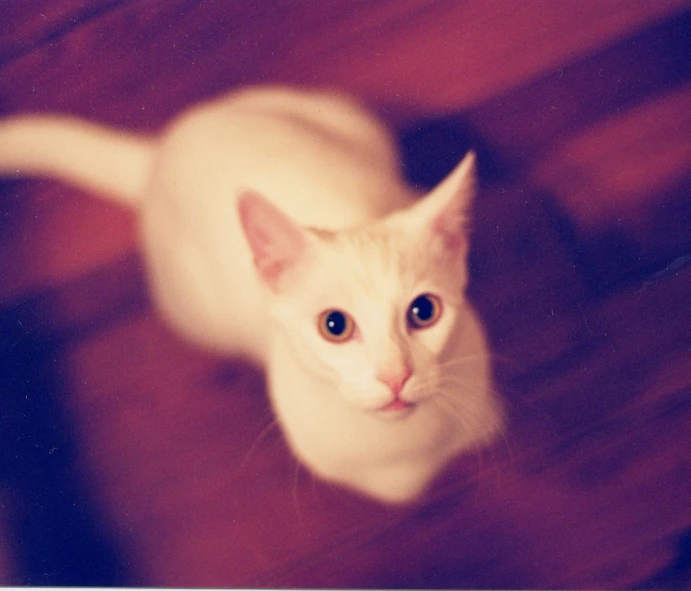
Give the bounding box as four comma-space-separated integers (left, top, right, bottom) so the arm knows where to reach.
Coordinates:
237, 191, 311, 292
415, 151, 476, 255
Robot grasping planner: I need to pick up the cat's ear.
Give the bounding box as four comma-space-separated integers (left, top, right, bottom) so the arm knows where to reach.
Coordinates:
237, 191, 311, 292
417, 151, 476, 253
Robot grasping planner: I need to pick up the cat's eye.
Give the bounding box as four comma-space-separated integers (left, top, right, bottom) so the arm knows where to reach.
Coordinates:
407, 294, 442, 330
318, 309, 355, 343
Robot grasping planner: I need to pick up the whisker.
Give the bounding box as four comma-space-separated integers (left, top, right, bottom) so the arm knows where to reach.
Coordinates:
493, 420, 516, 471
438, 356, 485, 370
487, 352, 525, 373
292, 456, 305, 528
432, 374, 484, 388
437, 386, 516, 472
435, 388, 490, 428
432, 393, 486, 471
438, 386, 505, 434
233, 417, 280, 476
441, 354, 481, 362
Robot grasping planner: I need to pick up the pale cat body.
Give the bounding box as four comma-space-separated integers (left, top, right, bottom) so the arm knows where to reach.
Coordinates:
0, 86, 502, 503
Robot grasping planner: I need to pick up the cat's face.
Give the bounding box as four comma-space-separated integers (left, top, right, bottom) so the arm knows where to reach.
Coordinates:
238, 152, 477, 418
271, 227, 469, 415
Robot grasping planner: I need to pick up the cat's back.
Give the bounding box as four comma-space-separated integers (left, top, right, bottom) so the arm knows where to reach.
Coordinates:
154, 86, 409, 227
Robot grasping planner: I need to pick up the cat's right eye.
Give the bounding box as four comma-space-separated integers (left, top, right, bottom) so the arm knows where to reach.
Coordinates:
318, 309, 355, 343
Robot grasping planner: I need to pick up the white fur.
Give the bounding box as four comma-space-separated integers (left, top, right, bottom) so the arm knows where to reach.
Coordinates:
0, 86, 502, 503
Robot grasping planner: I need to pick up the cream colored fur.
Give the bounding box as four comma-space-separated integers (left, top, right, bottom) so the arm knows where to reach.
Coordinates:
0, 86, 502, 503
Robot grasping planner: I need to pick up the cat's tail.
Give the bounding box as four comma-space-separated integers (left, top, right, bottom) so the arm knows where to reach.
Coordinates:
0, 115, 156, 206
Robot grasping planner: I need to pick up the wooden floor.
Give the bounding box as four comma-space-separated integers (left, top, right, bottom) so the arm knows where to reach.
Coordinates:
1, 1, 691, 588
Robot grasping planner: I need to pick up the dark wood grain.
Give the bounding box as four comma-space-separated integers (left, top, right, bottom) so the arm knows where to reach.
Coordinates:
1, 1, 690, 588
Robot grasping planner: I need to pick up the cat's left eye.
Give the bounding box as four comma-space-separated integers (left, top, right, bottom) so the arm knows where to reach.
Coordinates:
407, 293, 442, 330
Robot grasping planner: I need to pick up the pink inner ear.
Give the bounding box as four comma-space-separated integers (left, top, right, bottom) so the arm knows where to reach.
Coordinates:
237, 191, 308, 289
432, 201, 467, 252
426, 152, 475, 254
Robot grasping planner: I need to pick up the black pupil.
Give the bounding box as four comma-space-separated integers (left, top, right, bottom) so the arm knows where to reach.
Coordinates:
411, 296, 434, 322
326, 311, 347, 335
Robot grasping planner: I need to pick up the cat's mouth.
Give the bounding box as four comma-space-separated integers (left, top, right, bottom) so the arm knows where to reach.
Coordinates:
376, 398, 417, 419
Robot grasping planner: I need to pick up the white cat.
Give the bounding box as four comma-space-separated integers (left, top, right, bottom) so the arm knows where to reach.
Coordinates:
0, 86, 502, 504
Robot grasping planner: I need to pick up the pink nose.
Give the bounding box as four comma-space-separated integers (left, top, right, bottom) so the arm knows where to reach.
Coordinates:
376, 363, 412, 397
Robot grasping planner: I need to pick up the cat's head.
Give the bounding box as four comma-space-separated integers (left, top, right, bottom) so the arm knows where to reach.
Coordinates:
238, 152, 479, 418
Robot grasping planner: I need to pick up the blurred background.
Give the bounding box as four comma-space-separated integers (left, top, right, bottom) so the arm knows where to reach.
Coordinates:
0, 1, 690, 588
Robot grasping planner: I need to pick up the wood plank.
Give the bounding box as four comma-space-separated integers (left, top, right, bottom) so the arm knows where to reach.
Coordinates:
528, 83, 691, 292
0, 1, 124, 64
465, 7, 691, 170
2, 1, 687, 124
0, 183, 137, 302
533, 83, 691, 229
278, 0, 691, 120
0, 492, 16, 584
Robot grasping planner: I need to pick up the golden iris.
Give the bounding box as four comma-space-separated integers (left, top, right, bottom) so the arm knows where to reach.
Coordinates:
407, 294, 442, 329
318, 309, 355, 343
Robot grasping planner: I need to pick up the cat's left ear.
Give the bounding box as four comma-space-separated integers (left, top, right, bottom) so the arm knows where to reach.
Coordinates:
237, 191, 312, 292
416, 151, 476, 253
